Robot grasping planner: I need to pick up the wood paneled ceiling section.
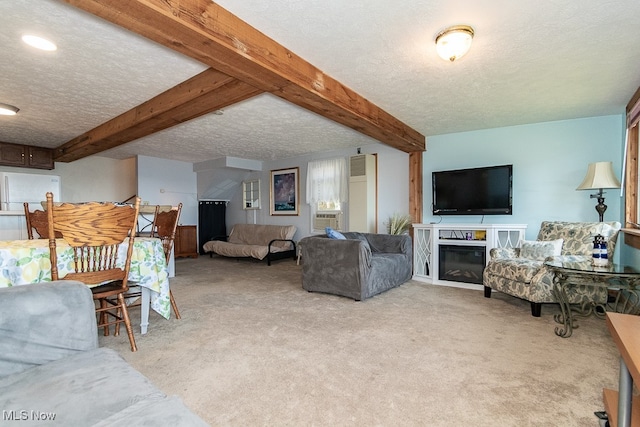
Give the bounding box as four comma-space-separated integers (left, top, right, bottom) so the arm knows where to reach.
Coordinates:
57, 0, 425, 162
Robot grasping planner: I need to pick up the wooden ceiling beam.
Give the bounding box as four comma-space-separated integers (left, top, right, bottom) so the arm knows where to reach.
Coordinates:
55, 68, 262, 162
62, 0, 425, 154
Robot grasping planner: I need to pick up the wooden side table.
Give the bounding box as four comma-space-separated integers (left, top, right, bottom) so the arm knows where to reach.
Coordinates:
604, 312, 640, 427
175, 225, 198, 258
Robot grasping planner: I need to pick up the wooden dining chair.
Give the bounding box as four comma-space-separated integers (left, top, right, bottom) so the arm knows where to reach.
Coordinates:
46, 192, 141, 352
127, 203, 183, 320
24, 202, 61, 239
150, 203, 183, 319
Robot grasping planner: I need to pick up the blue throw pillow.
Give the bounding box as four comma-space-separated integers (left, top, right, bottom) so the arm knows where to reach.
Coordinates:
326, 227, 346, 240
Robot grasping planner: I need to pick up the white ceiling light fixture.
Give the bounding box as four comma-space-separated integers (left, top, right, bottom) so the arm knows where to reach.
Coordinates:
0, 103, 19, 116
21, 34, 57, 51
435, 25, 474, 62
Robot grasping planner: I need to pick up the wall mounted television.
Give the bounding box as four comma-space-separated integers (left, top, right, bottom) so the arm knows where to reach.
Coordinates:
432, 164, 513, 215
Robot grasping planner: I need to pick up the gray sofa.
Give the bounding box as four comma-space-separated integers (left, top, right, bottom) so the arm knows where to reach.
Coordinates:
0, 281, 208, 426
300, 232, 412, 300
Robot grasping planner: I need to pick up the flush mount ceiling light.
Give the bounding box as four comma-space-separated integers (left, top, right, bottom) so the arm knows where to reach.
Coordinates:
21, 34, 57, 51
0, 103, 19, 116
435, 25, 474, 62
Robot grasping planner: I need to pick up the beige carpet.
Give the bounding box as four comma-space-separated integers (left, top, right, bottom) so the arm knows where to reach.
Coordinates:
100, 256, 620, 426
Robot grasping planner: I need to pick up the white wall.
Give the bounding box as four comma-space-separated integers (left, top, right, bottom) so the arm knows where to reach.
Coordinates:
0, 156, 136, 203
0, 156, 136, 240
196, 167, 251, 202
136, 155, 198, 225
423, 115, 625, 240
198, 142, 410, 240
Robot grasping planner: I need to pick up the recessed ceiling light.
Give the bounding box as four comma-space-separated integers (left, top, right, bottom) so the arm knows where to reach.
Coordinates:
0, 103, 19, 116
21, 35, 57, 51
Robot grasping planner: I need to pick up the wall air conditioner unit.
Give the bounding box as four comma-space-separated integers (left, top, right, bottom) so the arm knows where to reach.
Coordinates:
349, 154, 377, 233
313, 212, 342, 231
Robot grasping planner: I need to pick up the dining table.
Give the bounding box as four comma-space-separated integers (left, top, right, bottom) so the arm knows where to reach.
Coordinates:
0, 236, 170, 335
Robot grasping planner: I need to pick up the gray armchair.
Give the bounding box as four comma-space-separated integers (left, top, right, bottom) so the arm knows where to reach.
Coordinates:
300, 232, 412, 300
483, 221, 621, 316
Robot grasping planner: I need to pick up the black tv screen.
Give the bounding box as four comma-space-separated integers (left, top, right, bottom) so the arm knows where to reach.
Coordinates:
432, 164, 513, 215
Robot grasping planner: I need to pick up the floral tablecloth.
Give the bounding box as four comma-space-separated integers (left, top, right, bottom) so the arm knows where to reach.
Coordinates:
0, 237, 170, 319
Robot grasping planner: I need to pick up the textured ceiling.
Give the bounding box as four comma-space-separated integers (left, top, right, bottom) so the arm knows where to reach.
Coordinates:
1, 0, 639, 164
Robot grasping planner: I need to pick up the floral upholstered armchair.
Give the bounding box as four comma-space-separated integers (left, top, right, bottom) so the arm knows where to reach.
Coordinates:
482, 221, 621, 317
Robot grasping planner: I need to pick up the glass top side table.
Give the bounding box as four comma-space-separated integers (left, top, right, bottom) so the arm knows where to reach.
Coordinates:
545, 259, 640, 338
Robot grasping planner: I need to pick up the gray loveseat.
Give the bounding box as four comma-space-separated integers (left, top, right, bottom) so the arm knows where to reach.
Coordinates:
0, 281, 208, 426
300, 232, 412, 300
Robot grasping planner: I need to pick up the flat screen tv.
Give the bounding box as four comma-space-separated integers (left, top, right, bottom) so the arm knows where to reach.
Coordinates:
432, 164, 513, 215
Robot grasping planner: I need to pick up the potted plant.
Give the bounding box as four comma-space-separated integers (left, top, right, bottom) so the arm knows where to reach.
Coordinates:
386, 213, 413, 235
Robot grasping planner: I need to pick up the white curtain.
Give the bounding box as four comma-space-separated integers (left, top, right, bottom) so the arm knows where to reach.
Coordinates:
306, 157, 348, 205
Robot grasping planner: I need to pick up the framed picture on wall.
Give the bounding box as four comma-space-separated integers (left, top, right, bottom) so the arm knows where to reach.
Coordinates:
270, 167, 299, 216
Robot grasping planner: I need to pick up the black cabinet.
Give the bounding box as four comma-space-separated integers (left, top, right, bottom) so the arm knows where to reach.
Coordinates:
198, 201, 227, 254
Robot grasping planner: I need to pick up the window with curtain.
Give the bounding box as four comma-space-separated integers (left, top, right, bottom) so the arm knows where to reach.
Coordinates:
306, 157, 347, 212
623, 86, 640, 249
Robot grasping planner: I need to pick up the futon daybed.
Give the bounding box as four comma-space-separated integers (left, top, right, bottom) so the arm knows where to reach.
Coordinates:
0, 280, 207, 426
202, 223, 297, 265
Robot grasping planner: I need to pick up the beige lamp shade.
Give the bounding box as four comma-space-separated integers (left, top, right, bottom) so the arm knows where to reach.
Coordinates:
576, 161, 620, 190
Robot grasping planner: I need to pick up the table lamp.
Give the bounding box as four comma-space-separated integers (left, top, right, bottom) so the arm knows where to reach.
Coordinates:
576, 161, 621, 222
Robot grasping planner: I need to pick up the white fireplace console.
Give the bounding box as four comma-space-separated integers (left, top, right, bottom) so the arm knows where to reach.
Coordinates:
412, 223, 527, 290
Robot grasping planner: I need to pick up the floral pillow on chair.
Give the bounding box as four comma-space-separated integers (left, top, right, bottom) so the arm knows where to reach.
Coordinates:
519, 239, 563, 261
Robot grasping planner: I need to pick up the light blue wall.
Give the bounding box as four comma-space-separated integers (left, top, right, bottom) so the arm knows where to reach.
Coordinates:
423, 115, 625, 240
